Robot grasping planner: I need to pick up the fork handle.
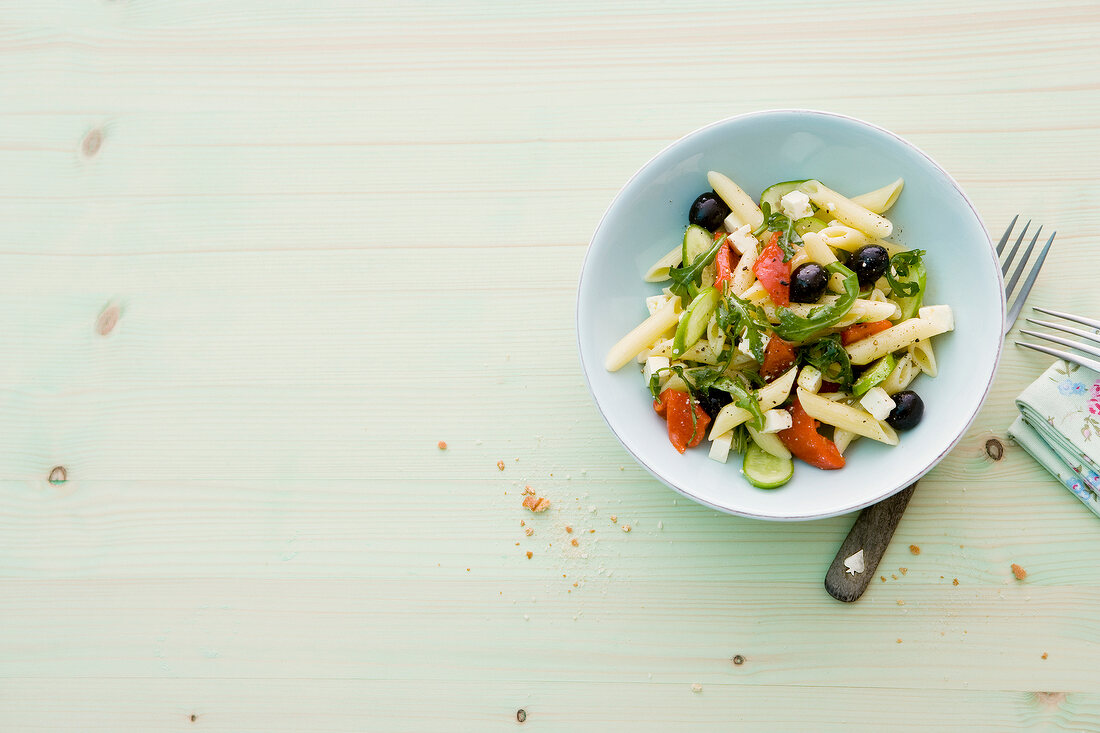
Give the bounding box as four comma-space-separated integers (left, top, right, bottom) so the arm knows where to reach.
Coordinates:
825, 482, 917, 602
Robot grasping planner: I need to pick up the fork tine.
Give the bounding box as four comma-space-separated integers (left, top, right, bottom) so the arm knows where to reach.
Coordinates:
995, 214, 1018, 256
1025, 318, 1100, 347
1016, 341, 1100, 373
1004, 225, 1042, 297
1031, 304, 1100, 331
1005, 231, 1056, 332
1019, 329, 1100, 362
1001, 219, 1030, 276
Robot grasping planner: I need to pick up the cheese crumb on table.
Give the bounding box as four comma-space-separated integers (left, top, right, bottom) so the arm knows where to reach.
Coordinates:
622, 524, 631, 533
691, 683, 702, 693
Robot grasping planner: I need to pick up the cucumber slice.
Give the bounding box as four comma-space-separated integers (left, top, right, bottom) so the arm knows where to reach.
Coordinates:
672, 287, 719, 357
893, 262, 927, 321
760, 180, 808, 212
742, 442, 794, 489
794, 217, 828, 236
852, 353, 897, 397
682, 225, 714, 267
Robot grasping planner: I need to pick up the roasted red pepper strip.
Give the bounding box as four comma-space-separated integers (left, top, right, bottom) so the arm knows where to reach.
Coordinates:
777, 397, 845, 470
840, 320, 893, 346
752, 232, 790, 307
654, 388, 711, 454
714, 242, 736, 291
760, 336, 798, 381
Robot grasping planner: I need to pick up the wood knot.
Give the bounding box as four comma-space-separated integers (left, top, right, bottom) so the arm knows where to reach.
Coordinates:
732, 654, 745, 665
81, 128, 104, 158
96, 304, 120, 335
190, 714, 197, 722
1034, 691, 1066, 707
984, 437, 1005, 461
48, 466, 67, 485
516, 709, 526, 723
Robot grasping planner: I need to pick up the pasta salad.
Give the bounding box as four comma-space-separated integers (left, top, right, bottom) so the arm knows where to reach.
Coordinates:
605, 173, 953, 489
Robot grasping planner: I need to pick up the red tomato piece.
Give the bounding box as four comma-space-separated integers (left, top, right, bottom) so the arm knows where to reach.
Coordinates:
761, 336, 798, 381
751, 232, 790, 307
777, 397, 845, 470
841, 320, 893, 346
655, 388, 711, 454
818, 381, 840, 394
714, 242, 736, 291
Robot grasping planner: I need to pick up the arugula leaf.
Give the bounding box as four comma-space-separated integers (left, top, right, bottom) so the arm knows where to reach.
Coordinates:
728, 424, 749, 455
773, 262, 859, 342
885, 249, 926, 297
667, 234, 728, 301
717, 293, 770, 363
752, 201, 802, 261
801, 334, 853, 387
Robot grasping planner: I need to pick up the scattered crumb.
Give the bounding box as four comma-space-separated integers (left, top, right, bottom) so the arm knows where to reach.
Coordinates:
896, 639, 902, 644
524, 614, 529, 620
520, 520, 525, 526
526, 551, 532, 559
622, 524, 631, 533
891, 574, 898, 580
691, 683, 702, 693
466, 568, 470, 572
896, 600, 905, 606
437, 441, 447, 450
565, 526, 573, 534
940, 575, 944, 579
952, 578, 959, 586
899, 567, 908, 575
657, 521, 663, 530
880, 576, 886, 583
1041, 652, 1048, 660
515, 542, 519, 546
522, 494, 550, 513
497, 460, 505, 471
909, 544, 920, 555
589, 529, 595, 534
525, 527, 534, 537
571, 539, 578, 547
572, 582, 578, 587
610, 515, 617, 522
1011, 563, 1027, 580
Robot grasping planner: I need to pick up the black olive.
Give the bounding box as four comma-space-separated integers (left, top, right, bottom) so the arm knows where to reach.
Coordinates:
689, 191, 731, 231
696, 389, 731, 419
789, 263, 829, 303
886, 390, 924, 431
850, 245, 890, 287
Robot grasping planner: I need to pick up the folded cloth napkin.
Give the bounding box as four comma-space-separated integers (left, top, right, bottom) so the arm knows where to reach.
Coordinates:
1008, 360, 1100, 518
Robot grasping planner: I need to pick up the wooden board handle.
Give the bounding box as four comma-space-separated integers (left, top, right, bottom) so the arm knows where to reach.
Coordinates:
824, 482, 918, 603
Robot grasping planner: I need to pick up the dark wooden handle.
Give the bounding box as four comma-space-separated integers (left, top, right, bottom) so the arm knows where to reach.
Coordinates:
824, 482, 918, 603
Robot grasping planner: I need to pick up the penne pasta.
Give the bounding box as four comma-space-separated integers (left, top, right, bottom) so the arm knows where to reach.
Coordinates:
708, 171, 765, 230
798, 180, 893, 238
850, 178, 904, 214
879, 353, 919, 395
799, 231, 840, 266
832, 428, 858, 455
910, 338, 938, 377
730, 241, 759, 296
645, 244, 682, 282
817, 224, 868, 252
605, 298, 681, 371
843, 316, 953, 365
747, 424, 792, 459
758, 297, 892, 326
796, 387, 899, 445
709, 366, 797, 439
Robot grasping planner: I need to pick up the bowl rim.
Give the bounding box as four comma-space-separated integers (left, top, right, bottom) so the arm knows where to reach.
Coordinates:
576, 108, 1006, 521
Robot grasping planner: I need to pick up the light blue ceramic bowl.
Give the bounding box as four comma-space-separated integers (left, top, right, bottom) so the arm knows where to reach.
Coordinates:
577, 110, 1004, 520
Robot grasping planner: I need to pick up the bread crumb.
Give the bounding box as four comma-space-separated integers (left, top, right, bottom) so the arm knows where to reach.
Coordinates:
1041, 652, 1048, 660
437, 441, 447, 450
589, 529, 595, 533
515, 542, 519, 546
622, 524, 631, 533
896, 600, 905, 606
691, 683, 702, 693
952, 578, 959, 586
899, 567, 908, 575
522, 494, 550, 512
909, 544, 920, 555
657, 521, 663, 530
880, 576, 886, 583
520, 520, 525, 526
572, 582, 578, 587
1011, 563, 1027, 580
610, 515, 617, 522
497, 460, 505, 471
891, 574, 898, 580
525, 527, 534, 537
526, 551, 532, 559
571, 538, 578, 547
565, 526, 573, 534
896, 638, 902, 644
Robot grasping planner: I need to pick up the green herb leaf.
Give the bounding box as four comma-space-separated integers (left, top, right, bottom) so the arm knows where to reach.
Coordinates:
709, 375, 766, 431
773, 262, 859, 342
801, 334, 853, 387
885, 249, 926, 297
717, 293, 771, 363
667, 234, 728, 301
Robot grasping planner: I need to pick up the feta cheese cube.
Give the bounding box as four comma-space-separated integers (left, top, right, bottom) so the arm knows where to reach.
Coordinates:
859, 386, 896, 421
761, 408, 793, 434
643, 356, 670, 385
708, 430, 733, 463
728, 224, 758, 255
779, 189, 814, 220
646, 293, 670, 315
723, 211, 747, 232
797, 365, 824, 394
918, 304, 954, 332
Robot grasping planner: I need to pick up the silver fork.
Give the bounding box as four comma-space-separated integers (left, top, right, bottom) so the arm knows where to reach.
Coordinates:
1018, 310, 1100, 371
826, 215, 1055, 603
998, 214, 1057, 335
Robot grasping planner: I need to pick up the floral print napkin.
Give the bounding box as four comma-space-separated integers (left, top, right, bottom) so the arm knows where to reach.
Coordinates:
1008, 360, 1100, 518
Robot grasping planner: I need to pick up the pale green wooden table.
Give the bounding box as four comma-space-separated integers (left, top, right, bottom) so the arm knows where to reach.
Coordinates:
2, 2, 1099, 730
